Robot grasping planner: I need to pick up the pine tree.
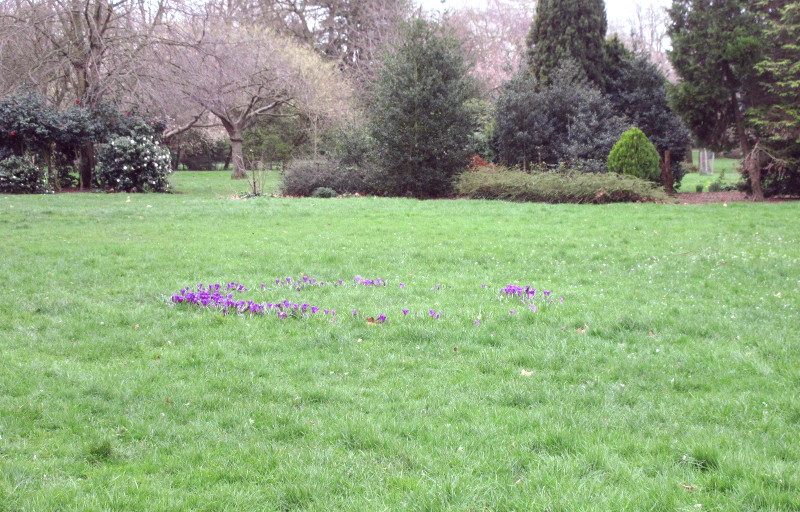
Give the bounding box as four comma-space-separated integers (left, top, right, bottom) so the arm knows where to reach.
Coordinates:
369, 19, 476, 198
526, 0, 608, 86
749, 1, 800, 195
667, 0, 767, 198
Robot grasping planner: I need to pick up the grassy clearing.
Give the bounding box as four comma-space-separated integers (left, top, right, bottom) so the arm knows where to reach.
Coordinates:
1, 172, 799, 511
679, 153, 743, 193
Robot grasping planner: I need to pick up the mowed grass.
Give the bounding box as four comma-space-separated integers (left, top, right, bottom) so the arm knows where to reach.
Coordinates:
1, 171, 799, 511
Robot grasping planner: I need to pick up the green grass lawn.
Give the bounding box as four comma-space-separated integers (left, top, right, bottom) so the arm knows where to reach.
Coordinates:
1, 171, 798, 511
678, 152, 743, 193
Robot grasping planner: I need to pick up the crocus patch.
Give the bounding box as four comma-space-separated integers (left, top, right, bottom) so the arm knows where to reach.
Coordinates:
170, 277, 562, 327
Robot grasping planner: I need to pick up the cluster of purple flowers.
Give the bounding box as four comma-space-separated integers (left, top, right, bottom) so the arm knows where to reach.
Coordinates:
354, 276, 386, 286
171, 284, 334, 319
171, 279, 563, 325
269, 276, 327, 292
499, 284, 562, 315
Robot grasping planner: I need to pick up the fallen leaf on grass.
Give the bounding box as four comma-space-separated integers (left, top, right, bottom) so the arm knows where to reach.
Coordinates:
576, 326, 588, 334
520, 369, 533, 377
134, 324, 139, 330
681, 483, 697, 491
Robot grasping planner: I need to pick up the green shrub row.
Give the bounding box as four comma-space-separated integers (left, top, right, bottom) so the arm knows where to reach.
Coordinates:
455, 167, 670, 204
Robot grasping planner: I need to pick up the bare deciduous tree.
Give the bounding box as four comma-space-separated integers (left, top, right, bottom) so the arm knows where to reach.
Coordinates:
205, 0, 412, 83
161, 21, 352, 179
442, 0, 536, 96
0, 0, 176, 186
609, 3, 674, 80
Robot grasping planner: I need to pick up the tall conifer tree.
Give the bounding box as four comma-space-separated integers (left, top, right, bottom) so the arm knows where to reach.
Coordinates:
526, 0, 608, 86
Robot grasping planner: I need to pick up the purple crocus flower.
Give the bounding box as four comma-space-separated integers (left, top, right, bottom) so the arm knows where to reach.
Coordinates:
399, 283, 405, 288
529, 305, 538, 312
474, 320, 480, 326
402, 309, 409, 316
352, 310, 358, 317
378, 314, 387, 323
509, 310, 516, 315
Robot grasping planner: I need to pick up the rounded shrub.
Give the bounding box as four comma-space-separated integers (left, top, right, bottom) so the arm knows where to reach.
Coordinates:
311, 187, 338, 198
607, 127, 661, 181
0, 155, 50, 194
95, 134, 172, 192
281, 159, 374, 197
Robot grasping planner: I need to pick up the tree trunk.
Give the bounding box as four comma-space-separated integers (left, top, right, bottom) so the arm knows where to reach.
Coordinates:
79, 142, 95, 190
744, 143, 765, 202
230, 136, 247, 179
661, 150, 674, 195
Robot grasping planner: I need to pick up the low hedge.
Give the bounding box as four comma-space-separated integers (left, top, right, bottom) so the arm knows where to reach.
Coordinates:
455, 168, 670, 204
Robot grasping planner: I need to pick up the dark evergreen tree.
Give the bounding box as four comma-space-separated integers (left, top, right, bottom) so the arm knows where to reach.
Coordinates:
526, 0, 607, 86
494, 64, 627, 169
603, 37, 691, 186
369, 18, 476, 198
667, 0, 767, 199
749, 1, 800, 195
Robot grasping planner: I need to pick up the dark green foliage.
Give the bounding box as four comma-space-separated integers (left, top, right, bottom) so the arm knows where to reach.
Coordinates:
311, 186, 338, 198
750, 1, 800, 196
0, 156, 49, 194
667, 0, 764, 152
172, 131, 229, 171
526, 0, 607, 86
464, 98, 496, 160
607, 127, 661, 181
95, 135, 172, 192
328, 125, 375, 168
0, 92, 59, 157
280, 159, 375, 196
603, 38, 691, 186
494, 65, 627, 169
0, 91, 169, 192
243, 114, 308, 168
455, 167, 669, 203
369, 18, 476, 198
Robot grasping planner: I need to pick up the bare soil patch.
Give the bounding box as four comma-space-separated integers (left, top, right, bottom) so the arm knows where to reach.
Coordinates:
677, 191, 798, 204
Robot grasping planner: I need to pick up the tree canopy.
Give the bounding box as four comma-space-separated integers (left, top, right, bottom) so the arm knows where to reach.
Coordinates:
526, 0, 608, 86
369, 18, 476, 198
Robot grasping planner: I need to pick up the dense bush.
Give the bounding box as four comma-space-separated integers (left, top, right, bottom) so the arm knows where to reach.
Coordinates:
369, 19, 476, 198
455, 167, 669, 204
328, 126, 375, 168
95, 134, 172, 192
280, 159, 375, 197
0, 156, 50, 194
494, 64, 627, 169
1, 91, 170, 191
311, 186, 338, 198
607, 127, 661, 180
602, 39, 691, 186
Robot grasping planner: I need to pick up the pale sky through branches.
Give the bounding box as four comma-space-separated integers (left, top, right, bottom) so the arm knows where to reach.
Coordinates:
418, 0, 672, 25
